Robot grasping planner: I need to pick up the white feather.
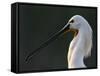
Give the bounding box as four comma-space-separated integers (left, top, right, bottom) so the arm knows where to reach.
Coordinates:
67, 15, 92, 69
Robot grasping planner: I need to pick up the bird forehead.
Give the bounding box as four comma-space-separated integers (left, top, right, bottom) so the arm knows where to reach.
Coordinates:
73, 15, 84, 21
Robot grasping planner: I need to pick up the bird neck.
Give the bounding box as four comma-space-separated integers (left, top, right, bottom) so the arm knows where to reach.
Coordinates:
68, 27, 91, 68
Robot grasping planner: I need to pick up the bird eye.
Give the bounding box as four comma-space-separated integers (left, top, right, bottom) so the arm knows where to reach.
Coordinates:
70, 20, 74, 23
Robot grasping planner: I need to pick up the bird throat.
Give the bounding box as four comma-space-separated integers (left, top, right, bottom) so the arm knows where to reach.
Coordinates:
70, 29, 79, 37
64, 29, 79, 37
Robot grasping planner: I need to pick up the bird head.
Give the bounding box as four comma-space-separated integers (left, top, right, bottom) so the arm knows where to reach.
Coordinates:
63, 15, 89, 34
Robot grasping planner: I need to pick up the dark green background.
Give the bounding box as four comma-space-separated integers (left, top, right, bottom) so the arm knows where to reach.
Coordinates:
18, 3, 97, 72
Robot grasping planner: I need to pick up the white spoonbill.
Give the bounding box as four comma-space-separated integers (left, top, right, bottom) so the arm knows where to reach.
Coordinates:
26, 15, 92, 69
66, 15, 92, 68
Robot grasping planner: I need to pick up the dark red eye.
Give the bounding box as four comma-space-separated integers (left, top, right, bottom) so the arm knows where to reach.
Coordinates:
70, 20, 74, 23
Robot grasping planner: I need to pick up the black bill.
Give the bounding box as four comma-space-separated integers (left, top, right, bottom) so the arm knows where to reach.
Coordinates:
25, 23, 70, 63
